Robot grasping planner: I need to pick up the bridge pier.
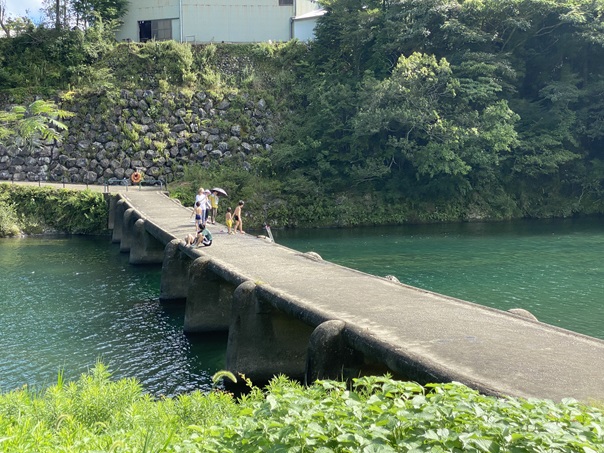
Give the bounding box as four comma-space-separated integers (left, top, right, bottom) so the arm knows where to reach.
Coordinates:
129, 218, 165, 265
226, 281, 315, 384
306, 320, 363, 383
160, 239, 192, 301
111, 199, 126, 243
107, 195, 116, 230
184, 256, 235, 333
120, 208, 139, 253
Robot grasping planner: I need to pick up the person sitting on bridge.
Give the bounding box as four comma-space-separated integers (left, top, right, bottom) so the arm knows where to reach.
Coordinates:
184, 223, 213, 247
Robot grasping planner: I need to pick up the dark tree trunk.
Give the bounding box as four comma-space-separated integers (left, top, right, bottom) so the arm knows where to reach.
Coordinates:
55, 0, 61, 29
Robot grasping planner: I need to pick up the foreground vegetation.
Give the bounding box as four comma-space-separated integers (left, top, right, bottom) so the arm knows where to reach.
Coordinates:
0, 363, 603, 452
0, 184, 108, 236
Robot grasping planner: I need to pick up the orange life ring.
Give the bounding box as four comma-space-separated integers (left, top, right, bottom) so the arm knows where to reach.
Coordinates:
131, 172, 142, 184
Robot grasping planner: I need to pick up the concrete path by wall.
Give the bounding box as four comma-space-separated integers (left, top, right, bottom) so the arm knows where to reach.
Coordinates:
115, 189, 604, 403
2, 180, 158, 193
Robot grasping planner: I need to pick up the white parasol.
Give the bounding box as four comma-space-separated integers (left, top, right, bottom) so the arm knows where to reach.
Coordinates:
211, 187, 228, 197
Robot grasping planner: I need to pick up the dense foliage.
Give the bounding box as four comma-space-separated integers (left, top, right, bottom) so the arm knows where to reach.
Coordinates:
2, 0, 604, 227
266, 0, 604, 224
0, 184, 108, 235
1, 364, 603, 452
0, 19, 118, 98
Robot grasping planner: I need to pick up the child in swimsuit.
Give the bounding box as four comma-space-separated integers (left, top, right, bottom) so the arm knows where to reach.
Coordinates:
209, 191, 219, 224
225, 207, 233, 234
233, 200, 244, 234
194, 201, 203, 229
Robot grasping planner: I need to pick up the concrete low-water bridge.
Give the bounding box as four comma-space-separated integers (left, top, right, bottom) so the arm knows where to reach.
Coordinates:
108, 189, 604, 402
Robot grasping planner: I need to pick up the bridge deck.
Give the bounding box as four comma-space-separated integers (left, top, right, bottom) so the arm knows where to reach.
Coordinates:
121, 190, 604, 402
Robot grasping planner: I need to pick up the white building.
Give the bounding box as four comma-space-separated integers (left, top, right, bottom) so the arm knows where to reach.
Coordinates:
116, 0, 324, 43
291, 8, 326, 41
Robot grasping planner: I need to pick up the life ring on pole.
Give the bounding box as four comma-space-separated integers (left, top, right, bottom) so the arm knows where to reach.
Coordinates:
130, 171, 142, 184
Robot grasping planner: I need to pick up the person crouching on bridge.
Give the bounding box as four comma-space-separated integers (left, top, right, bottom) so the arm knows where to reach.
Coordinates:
184, 223, 213, 247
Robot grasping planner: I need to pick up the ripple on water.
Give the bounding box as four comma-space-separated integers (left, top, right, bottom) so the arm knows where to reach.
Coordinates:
0, 236, 225, 396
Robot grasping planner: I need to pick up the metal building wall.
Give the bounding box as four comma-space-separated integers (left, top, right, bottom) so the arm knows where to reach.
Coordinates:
116, 0, 319, 43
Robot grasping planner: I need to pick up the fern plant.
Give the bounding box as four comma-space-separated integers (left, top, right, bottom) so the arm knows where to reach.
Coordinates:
0, 100, 74, 147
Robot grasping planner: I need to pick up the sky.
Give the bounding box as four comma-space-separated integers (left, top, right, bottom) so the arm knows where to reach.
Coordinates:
5, 0, 45, 22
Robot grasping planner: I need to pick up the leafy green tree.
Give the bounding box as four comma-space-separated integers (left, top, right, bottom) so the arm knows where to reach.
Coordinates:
353, 53, 519, 193
0, 0, 35, 38
71, 0, 128, 27
0, 99, 74, 147
283, 0, 604, 213
40, 0, 127, 29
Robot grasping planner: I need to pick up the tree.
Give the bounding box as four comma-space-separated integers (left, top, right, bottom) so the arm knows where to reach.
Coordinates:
0, 0, 34, 37
72, 0, 128, 28
0, 0, 9, 36
40, 0, 127, 29
354, 52, 518, 190
0, 100, 74, 148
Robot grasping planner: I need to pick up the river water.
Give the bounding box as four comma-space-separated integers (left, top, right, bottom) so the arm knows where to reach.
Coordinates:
0, 235, 226, 396
1, 217, 603, 395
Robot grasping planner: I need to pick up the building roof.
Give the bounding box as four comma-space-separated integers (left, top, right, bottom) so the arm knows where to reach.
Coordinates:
293, 8, 326, 21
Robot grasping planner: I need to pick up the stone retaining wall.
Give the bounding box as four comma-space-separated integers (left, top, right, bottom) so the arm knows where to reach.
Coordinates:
0, 89, 276, 184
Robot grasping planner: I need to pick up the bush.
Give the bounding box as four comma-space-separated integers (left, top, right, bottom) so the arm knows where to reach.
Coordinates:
0, 184, 108, 236
0, 197, 20, 236
104, 41, 196, 89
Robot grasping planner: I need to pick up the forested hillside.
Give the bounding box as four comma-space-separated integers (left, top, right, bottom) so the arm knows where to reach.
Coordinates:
1, 0, 604, 227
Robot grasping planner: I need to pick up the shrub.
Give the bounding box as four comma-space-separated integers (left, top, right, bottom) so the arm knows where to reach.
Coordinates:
0, 184, 108, 236
0, 198, 20, 236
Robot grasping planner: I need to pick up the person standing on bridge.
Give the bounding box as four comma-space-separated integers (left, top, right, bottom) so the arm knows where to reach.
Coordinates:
190, 188, 204, 222
192, 202, 203, 230
204, 189, 212, 223
225, 207, 233, 234
197, 189, 209, 224
233, 200, 244, 234
209, 190, 219, 224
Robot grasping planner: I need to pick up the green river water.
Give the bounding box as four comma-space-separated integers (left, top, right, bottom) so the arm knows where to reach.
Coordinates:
1, 217, 602, 395
0, 236, 226, 396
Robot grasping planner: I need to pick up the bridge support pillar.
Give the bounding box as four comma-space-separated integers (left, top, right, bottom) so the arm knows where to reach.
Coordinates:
120, 208, 138, 253
111, 199, 126, 243
129, 219, 164, 265
184, 256, 234, 333
107, 195, 116, 230
226, 281, 314, 385
508, 308, 539, 321
305, 320, 362, 383
160, 239, 191, 301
